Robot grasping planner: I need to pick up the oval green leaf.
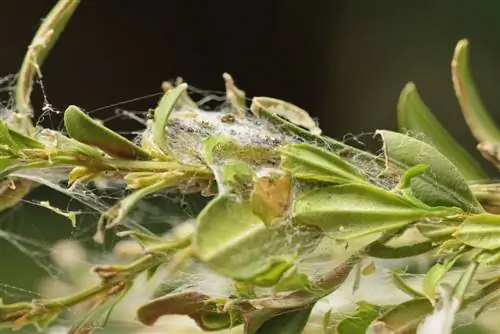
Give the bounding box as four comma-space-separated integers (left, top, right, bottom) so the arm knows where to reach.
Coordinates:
378, 130, 483, 213
278, 144, 366, 184
293, 183, 449, 240
454, 213, 500, 250
194, 195, 307, 285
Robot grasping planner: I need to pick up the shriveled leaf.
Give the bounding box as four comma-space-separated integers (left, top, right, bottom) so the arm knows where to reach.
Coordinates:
64, 105, 151, 160
423, 254, 461, 300
137, 291, 231, 330
336, 301, 383, 334
378, 130, 482, 213
194, 195, 302, 285
0, 178, 35, 212
293, 183, 450, 240
369, 299, 433, 333
397, 82, 486, 181
279, 143, 366, 184
251, 97, 321, 135
251, 173, 291, 225
454, 213, 500, 250
223, 73, 246, 116
255, 306, 314, 334
250, 97, 349, 153
452, 39, 500, 168
153, 83, 188, 154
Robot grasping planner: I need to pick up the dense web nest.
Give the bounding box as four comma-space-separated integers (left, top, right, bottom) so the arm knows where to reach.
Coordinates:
0, 73, 464, 334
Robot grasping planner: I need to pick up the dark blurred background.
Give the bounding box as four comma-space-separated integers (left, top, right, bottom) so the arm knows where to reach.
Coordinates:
1, 0, 500, 332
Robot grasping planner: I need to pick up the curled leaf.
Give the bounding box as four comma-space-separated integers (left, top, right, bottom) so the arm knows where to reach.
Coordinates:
397, 82, 486, 181
64, 105, 150, 160
153, 83, 188, 154
223, 73, 246, 116
251, 97, 321, 135
452, 39, 500, 168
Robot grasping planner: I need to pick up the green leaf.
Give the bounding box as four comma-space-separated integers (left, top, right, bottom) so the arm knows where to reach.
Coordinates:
367, 240, 435, 259
278, 144, 366, 184
94, 179, 172, 243
0, 122, 20, 152
391, 269, 426, 298
64, 105, 151, 160
378, 130, 483, 213
369, 299, 433, 333
423, 254, 461, 300
255, 306, 314, 334
8, 126, 44, 149
397, 82, 486, 181
416, 223, 457, 241
452, 39, 500, 146
194, 195, 304, 285
323, 308, 333, 333
452, 261, 479, 303
454, 213, 500, 250
293, 183, 450, 240
41, 130, 102, 159
153, 83, 188, 154
336, 302, 383, 334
